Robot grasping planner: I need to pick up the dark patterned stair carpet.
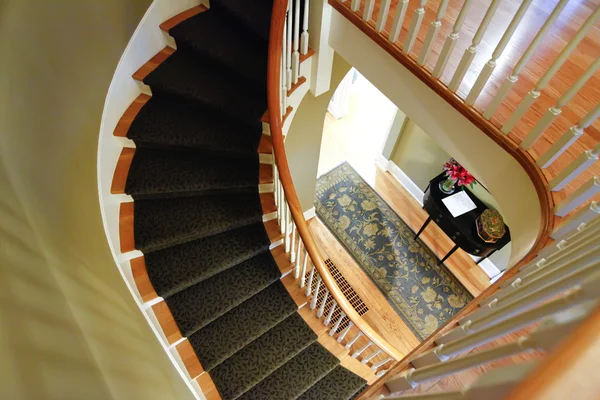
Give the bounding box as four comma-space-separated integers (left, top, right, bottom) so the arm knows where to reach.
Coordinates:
238, 342, 340, 400
188, 280, 297, 372
297, 366, 367, 400
124, 3, 367, 400
210, 312, 317, 400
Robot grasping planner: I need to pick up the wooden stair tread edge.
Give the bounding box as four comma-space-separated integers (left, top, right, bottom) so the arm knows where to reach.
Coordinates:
132, 47, 175, 82
258, 134, 273, 154
119, 202, 135, 254
287, 76, 307, 96
176, 339, 205, 379
130, 256, 158, 302
159, 5, 208, 32
111, 147, 135, 194
196, 372, 222, 400
114, 94, 151, 137
259, 163, 274, 184
265, 219, 284, 243
152, 300, 183, 344
260, 192, 276, 215
271, 246, 295, 274
300, 47, 316, 63
282, 273, 309, 308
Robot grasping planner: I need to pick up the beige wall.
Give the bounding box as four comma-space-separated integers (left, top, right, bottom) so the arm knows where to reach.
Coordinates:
0, 1, 193, 399
287, 53, 352, 211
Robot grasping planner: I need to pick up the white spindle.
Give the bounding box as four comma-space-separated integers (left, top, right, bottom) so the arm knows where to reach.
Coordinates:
362, 348, 383, 364
549, 142, 600, 190
280, 56, 286, 115
418, 0, 449, 66
345, 330, 364, 349
376, 0, 391, 33
432, 0, 474, 78
294, 240, 303, 278
376, 369, 389, 378
300, 252, 309, 287
351, 0, 360, 12
371, 356, 393, 370
552, 201, 600, 239
273, 164, 279, 208
403, 0, 428, 54
301, 0, 310, 55
338, 321, 354, 343
305, 264, 315, 296
352, 340, 373, 358
286, 0, 293, 90
290, 223, 297, 261
388, 0, 409, 44
282, 19, 289, 102
317, 288, 329, 318
330, 311, 346, 335
502, 7, 600, 134
324, 300, 337, 325
523, 59, 600, 150
465, 0, 533, 105
280, 199, 286, 234
310, 274, 322, 309
538, 105, 600, 169
483, 0, 568, 119
448, 0, 501, 92
292, 0, 301, 84
555, 177, 600, 217
284, 204, 291, 252
363, 0, 375, 21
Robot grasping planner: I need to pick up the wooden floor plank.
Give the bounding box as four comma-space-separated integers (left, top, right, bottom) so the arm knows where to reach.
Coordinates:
159, 5, 208, 32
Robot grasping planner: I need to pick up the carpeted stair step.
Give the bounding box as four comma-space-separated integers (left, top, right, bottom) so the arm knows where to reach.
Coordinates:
169, 8, 268, 88
238, 342, 340, 400
165, 251, 281, 337
133, 192, 264, 253
124, 148, 259, 199
297, 366, 367, 400
211, 312, 317, 400
210, 0, 273, 42
127, 95, 262, 156
143, 50, 266, 125
145, 222, 272, 298
188, 280, 297, 372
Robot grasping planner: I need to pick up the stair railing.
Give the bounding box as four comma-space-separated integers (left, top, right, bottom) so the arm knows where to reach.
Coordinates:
267, 0, 405, 373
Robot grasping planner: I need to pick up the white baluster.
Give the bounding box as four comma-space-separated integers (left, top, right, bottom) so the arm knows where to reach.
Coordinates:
418, 0, 449, 66
465, 0, 533, 105
317, 288, 329, 318
280, 199, 286, 234
448, 0, 501, 92
286, 0, 293, 90
363, 0, 375, 21
273, 164, 279, 208
324, 300, 337, 326
523, 59, 600, 150
483, 0, 568, 119
305, 263, 315, 296
432, 0, 474, 79
310, 274, 322, 309
388, 0, 409, 44
351, 0, 360, 12
548, 141, 600, 190
352, 340, 373, 358
502, 7, 600, 134
290, 223, 297, 261
376, 0, 391, 33
362, 348, 383, 364
338, 321, 354, 343
376, 369, 389, 378
371, 356, 393, 370
300, 252, 309, 288
294, 240, 303, 279
285, 204, 292, 252
403, 0, 428, 54
555, 178, 600, 217
552, 201, 600, 239
301, 0, 310, 55
538, 105, 600, 169
282, 18, 288, 103
345, 330, 364, 349
292, 0, 301, 84
280, 56, 286, 116
330, 311, 346, 335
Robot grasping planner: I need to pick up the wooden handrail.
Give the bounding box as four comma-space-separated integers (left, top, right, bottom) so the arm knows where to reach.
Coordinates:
267, 0, 404, 362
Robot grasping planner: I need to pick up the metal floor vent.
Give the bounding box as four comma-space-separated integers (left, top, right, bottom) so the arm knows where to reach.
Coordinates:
306, 258, 369, 331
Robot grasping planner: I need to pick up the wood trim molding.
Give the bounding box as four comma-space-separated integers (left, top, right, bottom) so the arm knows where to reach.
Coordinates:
267, 0, 404, 362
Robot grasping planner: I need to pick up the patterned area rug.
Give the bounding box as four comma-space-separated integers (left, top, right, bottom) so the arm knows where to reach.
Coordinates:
315, 163, 473, 340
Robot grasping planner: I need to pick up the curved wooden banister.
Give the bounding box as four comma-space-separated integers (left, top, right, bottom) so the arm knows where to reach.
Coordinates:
267, 0, 404, 362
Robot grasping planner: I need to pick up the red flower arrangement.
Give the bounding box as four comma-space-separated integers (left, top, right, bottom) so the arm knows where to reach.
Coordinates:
443, 158, 477, 188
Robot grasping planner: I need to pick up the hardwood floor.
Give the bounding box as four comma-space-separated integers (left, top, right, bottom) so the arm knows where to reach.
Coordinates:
309, 166, 491, 356
335, 0, 600, 218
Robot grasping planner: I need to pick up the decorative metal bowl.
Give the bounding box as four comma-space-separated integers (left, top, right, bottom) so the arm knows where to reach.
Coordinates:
476, 209, 506, 243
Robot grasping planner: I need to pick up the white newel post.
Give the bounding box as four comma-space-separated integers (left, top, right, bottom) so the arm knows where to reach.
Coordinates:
376, 0, 392, 33
448, 0, 501, 92
537, 104, 600, 169
521, 57, 600, 149
483, 0, 568, 119
501, 7, 600, 134
432, 0, 474, 79
388, 0, 409, 44
301, 0, 310, 55
418, 0, 449, 66
403, 0, 428, 54
465, 0, 533, 105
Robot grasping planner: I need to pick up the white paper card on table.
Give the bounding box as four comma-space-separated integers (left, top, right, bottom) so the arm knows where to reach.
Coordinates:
442, 191, 477, 218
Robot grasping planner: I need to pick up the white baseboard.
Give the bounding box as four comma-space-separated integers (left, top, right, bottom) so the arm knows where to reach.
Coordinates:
376, 154, 390, 172
304, 207, 316, 220
387, 160, 424, 205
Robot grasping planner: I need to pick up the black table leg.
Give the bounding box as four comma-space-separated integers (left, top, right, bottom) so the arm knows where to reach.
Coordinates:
414, 216, 432, 240
438, 244, 459, 266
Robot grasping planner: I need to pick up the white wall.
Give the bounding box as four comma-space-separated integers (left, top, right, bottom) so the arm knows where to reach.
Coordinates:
328, 11, 541, 268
